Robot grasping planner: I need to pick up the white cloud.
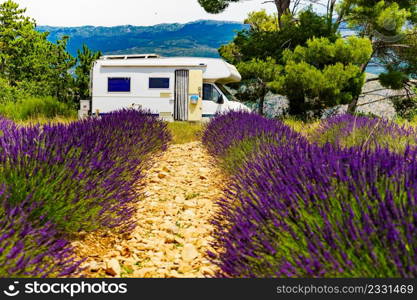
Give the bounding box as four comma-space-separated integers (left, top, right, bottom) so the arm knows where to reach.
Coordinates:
6, 0, 278, 26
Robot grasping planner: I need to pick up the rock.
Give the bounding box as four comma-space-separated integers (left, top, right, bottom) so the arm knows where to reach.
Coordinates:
183, 210, 195, 219
105, 259, 121, 277
183, 228, 195, 240
184, 201, 197, 209
165, 249, 178, 261
158, 173, 167, 179
74, 141, 224, 278
88, 261, 101, 272
108, 250, 119, 258
120, 247, 131, 257
178, 263, 193, 273
174, 236, 185, 244
198, 168, 210, 174
174, 195, 185, 202
182, 244, 199, 262
200, 266, 216, 277
133, 267, 156, 278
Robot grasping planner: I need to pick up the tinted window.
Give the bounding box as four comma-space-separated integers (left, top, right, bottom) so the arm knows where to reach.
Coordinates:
149, 77, 170, 89
203, 84, 221, 102
108, 78, 131, 92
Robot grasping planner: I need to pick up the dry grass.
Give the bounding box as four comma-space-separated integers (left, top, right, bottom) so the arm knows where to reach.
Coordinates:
168, 122, 204, 144
283, 118, 320, 137
16, 116, 77, 126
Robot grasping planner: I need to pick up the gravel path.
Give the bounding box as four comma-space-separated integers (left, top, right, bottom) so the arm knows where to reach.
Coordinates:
73, 141, 224, 278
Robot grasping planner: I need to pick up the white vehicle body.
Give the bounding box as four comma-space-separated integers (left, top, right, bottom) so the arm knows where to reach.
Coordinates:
89, 54, 250, 121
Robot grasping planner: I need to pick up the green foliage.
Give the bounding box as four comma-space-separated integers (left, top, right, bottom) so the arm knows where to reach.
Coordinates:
282, 117, 319, 135
236, 58, 283, 115
75, 44, 102, 101
344, 0, 417, 34
244, 10, 278, 32
283, 36, 373, 68
215, 1, 417, 117
0, 97, 76, 121
0, 77, 27, 103
218, 42, 242, 65
379, 68, 409, 90
0, 1, 76, 101
198, 0, 242, 14
225, 9, 337, 64
218, 8, 343, 117
0, 0, 76, 108
392, 95, 417, 121
279, 36, 372, 118
221, 136, 279, 173
340, 0, 417, 112
310, 115, 417, 153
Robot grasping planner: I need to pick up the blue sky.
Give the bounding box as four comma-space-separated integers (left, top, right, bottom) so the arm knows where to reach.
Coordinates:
8, 0, 280, 27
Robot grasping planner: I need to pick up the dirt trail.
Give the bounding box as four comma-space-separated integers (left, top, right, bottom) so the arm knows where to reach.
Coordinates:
74, 141, 224, 278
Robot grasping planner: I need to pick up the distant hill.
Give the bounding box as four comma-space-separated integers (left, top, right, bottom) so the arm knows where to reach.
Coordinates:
37, 20, 248, 58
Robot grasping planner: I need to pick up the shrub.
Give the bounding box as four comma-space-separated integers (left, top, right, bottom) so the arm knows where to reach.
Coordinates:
0, 116, 16, 137
392, 96, 417, 121
310, 114, 417, 152
0, 78, 27, 104
212, 141, 417, 277
0, 97, 76, 121
204, 111, 417, 278
0, 187, 81, 277
0, 110, 171, 233
202, 111, 303, 172
0, 109, 170, 277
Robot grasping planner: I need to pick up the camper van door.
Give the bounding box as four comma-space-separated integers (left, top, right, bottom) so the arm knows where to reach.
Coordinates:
174, 70, 189, 121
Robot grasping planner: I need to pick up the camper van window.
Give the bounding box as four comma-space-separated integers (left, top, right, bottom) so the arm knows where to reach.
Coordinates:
203, 84, 222, 103
108, 78, 131, 92
149, 78, 170, 89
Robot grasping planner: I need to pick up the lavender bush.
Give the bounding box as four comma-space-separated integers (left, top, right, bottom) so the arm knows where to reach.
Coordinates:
0, 110, 170, 233
204, 111, 417, 278
0, 116, 16, 137
310, 114, 417, 151
0, 110, 170, 277
0, 187, 81, 277
202, 111, 304, 172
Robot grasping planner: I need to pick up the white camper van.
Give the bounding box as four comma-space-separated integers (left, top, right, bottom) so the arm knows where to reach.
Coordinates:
87, 54, 250, 121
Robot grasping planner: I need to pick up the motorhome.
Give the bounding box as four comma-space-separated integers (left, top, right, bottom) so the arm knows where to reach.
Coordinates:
83, 54, 250, 121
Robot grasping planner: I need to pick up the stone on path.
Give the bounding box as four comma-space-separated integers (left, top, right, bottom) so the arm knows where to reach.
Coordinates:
72, 141, 224, 278
105, 259, 121, 277
182, 244, 199, 262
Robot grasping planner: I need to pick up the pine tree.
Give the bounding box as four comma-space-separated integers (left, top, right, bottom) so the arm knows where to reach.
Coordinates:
0, 1, 76, 103
198, 0, 291, 28
75, 44, 102, 101
340, 0, 417, 112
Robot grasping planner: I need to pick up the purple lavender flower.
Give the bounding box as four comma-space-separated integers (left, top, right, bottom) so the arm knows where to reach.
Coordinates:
204, 111, 417, 278
0, 110, 171, 277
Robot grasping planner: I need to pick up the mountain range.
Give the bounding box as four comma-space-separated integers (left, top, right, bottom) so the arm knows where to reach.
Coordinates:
37, 20, 248, 58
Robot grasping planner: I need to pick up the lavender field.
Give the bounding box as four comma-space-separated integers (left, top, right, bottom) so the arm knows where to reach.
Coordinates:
203, 112, 417, 278
0, 110, 171, 277
1, 110, 417, 278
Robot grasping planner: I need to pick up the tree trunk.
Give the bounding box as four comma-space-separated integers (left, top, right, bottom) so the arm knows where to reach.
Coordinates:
348, 49, 375, 114
274, 0, 291, 29
258, 95, 266, 116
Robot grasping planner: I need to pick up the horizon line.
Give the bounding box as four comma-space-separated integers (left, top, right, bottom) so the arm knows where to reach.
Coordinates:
36, 19, 245, 28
